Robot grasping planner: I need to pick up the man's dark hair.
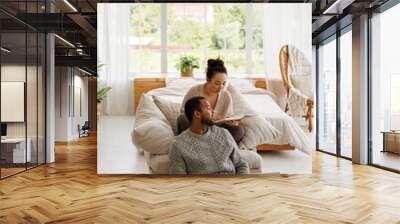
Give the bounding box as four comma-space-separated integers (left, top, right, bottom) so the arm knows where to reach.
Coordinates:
184, 96, 205, 123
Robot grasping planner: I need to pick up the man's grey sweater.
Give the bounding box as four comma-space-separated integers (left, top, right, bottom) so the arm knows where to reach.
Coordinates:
168, 125, 249, 175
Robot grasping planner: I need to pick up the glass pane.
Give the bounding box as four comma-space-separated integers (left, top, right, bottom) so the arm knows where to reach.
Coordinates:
27, 31, 38, 169
1, 31, 28, 177
167, 3, 207, 75
252, 4, 264, 74
207, 4, 246, 76
318, 38, 337, 154
166, 3, 247, 77
38, 33, 46, 165
129, 4, 161, 74
371, 3, 400, 171
340, 30, 352, 158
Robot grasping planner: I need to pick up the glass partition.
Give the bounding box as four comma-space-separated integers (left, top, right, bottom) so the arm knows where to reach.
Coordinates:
317, 37, 337, 155
27, 30, 38, 169
38, 32, 46, 165
339, 29, 352, 158
370, 3, 400, 171
1, 31, 28, 178
0, 3, 46, 179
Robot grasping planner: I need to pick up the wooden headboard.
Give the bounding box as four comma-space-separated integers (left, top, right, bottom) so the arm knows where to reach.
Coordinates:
133, 77, 268, 109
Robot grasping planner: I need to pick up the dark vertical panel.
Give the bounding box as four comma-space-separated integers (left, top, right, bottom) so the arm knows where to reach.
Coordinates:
367, 11, 373, 165
316, 45, 319, 150
0, 22, 2, 179
336, 30, 341, 157
24, 1, 28, 171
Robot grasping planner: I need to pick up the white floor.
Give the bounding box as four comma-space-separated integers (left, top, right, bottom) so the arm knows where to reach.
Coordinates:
372, 150, 400, 171
98, 116, 312, 175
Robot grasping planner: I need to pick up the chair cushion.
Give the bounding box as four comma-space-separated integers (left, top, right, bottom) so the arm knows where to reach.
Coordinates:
289, 75, 313, 98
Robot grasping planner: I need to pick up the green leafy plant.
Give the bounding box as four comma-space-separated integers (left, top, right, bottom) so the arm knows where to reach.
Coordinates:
175, 55, 200, 76
97, 86, 112, 103
96, 63, 105, 78
96, 63, 112, 103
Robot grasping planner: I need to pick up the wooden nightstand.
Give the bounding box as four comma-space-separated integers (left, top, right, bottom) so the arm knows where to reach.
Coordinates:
382, 131, 400, 154
133, 77, 166, 110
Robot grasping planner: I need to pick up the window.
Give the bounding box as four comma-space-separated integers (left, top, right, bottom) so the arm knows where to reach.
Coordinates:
167, 4, 207, 74
371, 3, 400, 171
340, 29, 352, 158
129, 3, 263, 77
390, 74, 400, 130
251, 5, 264, 74
317, 37, 337, 154
129, 4, 161, 74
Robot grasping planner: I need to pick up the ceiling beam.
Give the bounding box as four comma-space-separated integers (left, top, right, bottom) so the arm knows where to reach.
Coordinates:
67, 13, 97, 39
55, 55, 96, 70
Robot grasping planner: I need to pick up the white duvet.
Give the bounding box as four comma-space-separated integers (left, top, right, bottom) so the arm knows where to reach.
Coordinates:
144, 84, 312, 154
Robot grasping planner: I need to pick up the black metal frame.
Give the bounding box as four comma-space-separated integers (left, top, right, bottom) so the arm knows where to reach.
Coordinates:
315, 24, 353, 162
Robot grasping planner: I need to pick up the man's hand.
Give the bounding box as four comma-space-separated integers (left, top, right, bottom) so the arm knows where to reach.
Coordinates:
222, 120, 239, 126
212, 114, 225, 121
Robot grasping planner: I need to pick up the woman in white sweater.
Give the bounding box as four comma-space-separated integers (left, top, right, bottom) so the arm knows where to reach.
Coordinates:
177, 58, 245, 143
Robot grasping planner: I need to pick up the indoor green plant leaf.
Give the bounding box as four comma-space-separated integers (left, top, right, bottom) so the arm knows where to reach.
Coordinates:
97, 86, 112, 103
175, 55, 200, 76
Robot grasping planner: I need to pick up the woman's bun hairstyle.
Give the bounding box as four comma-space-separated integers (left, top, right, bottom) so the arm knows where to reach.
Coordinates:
207, 58, 224, 68
206, 57, 227, 81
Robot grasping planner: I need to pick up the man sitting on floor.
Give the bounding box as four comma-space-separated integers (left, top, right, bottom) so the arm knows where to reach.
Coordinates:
168, 96, 249, 175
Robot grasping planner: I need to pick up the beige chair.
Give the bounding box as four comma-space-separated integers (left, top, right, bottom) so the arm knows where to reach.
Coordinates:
279, 45, 313, 132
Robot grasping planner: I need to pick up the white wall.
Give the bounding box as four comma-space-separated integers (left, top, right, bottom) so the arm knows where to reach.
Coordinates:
1, 64, 47, 163
263, 4, 312, 78
55, 67, 89, 141
1, 65, 38, 137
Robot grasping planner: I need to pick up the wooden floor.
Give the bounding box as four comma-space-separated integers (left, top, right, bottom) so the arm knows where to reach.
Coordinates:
1, 135, 400, 223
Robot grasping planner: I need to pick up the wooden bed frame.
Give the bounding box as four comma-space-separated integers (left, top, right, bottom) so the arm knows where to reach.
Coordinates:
133, 76, 295, 152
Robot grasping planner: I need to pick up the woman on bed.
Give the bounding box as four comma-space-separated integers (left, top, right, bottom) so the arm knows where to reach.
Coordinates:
177, 58, 245, 144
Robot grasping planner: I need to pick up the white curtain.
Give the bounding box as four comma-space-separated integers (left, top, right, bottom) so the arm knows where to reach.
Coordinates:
97, 3, 133, 115
262, 4, 312, 78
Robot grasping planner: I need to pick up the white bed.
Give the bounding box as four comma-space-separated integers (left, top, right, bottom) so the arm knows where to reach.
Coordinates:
132, 78, 313, 173
143, 79, 312, 155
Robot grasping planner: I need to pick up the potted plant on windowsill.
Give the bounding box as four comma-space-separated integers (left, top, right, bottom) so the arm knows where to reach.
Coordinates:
176, 55, 200, 77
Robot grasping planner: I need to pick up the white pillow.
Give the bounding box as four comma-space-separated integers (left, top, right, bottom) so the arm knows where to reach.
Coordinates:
135, 93, 167, 122
227, 78, 256, 92
152, 95, 181, 134
165, 78, 203, 88
133, 94, 174, 155
289, 75, 313, 98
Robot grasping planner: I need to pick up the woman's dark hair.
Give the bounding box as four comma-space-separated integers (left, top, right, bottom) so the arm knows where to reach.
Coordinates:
206, 58, 227, 81
185, 96, 205, 123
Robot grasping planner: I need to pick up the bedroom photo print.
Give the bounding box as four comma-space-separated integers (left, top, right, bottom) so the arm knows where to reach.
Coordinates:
97, 3, 314, 175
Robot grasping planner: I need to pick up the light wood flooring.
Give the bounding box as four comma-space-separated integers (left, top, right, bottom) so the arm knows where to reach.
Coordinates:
1, 135, 400, 223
